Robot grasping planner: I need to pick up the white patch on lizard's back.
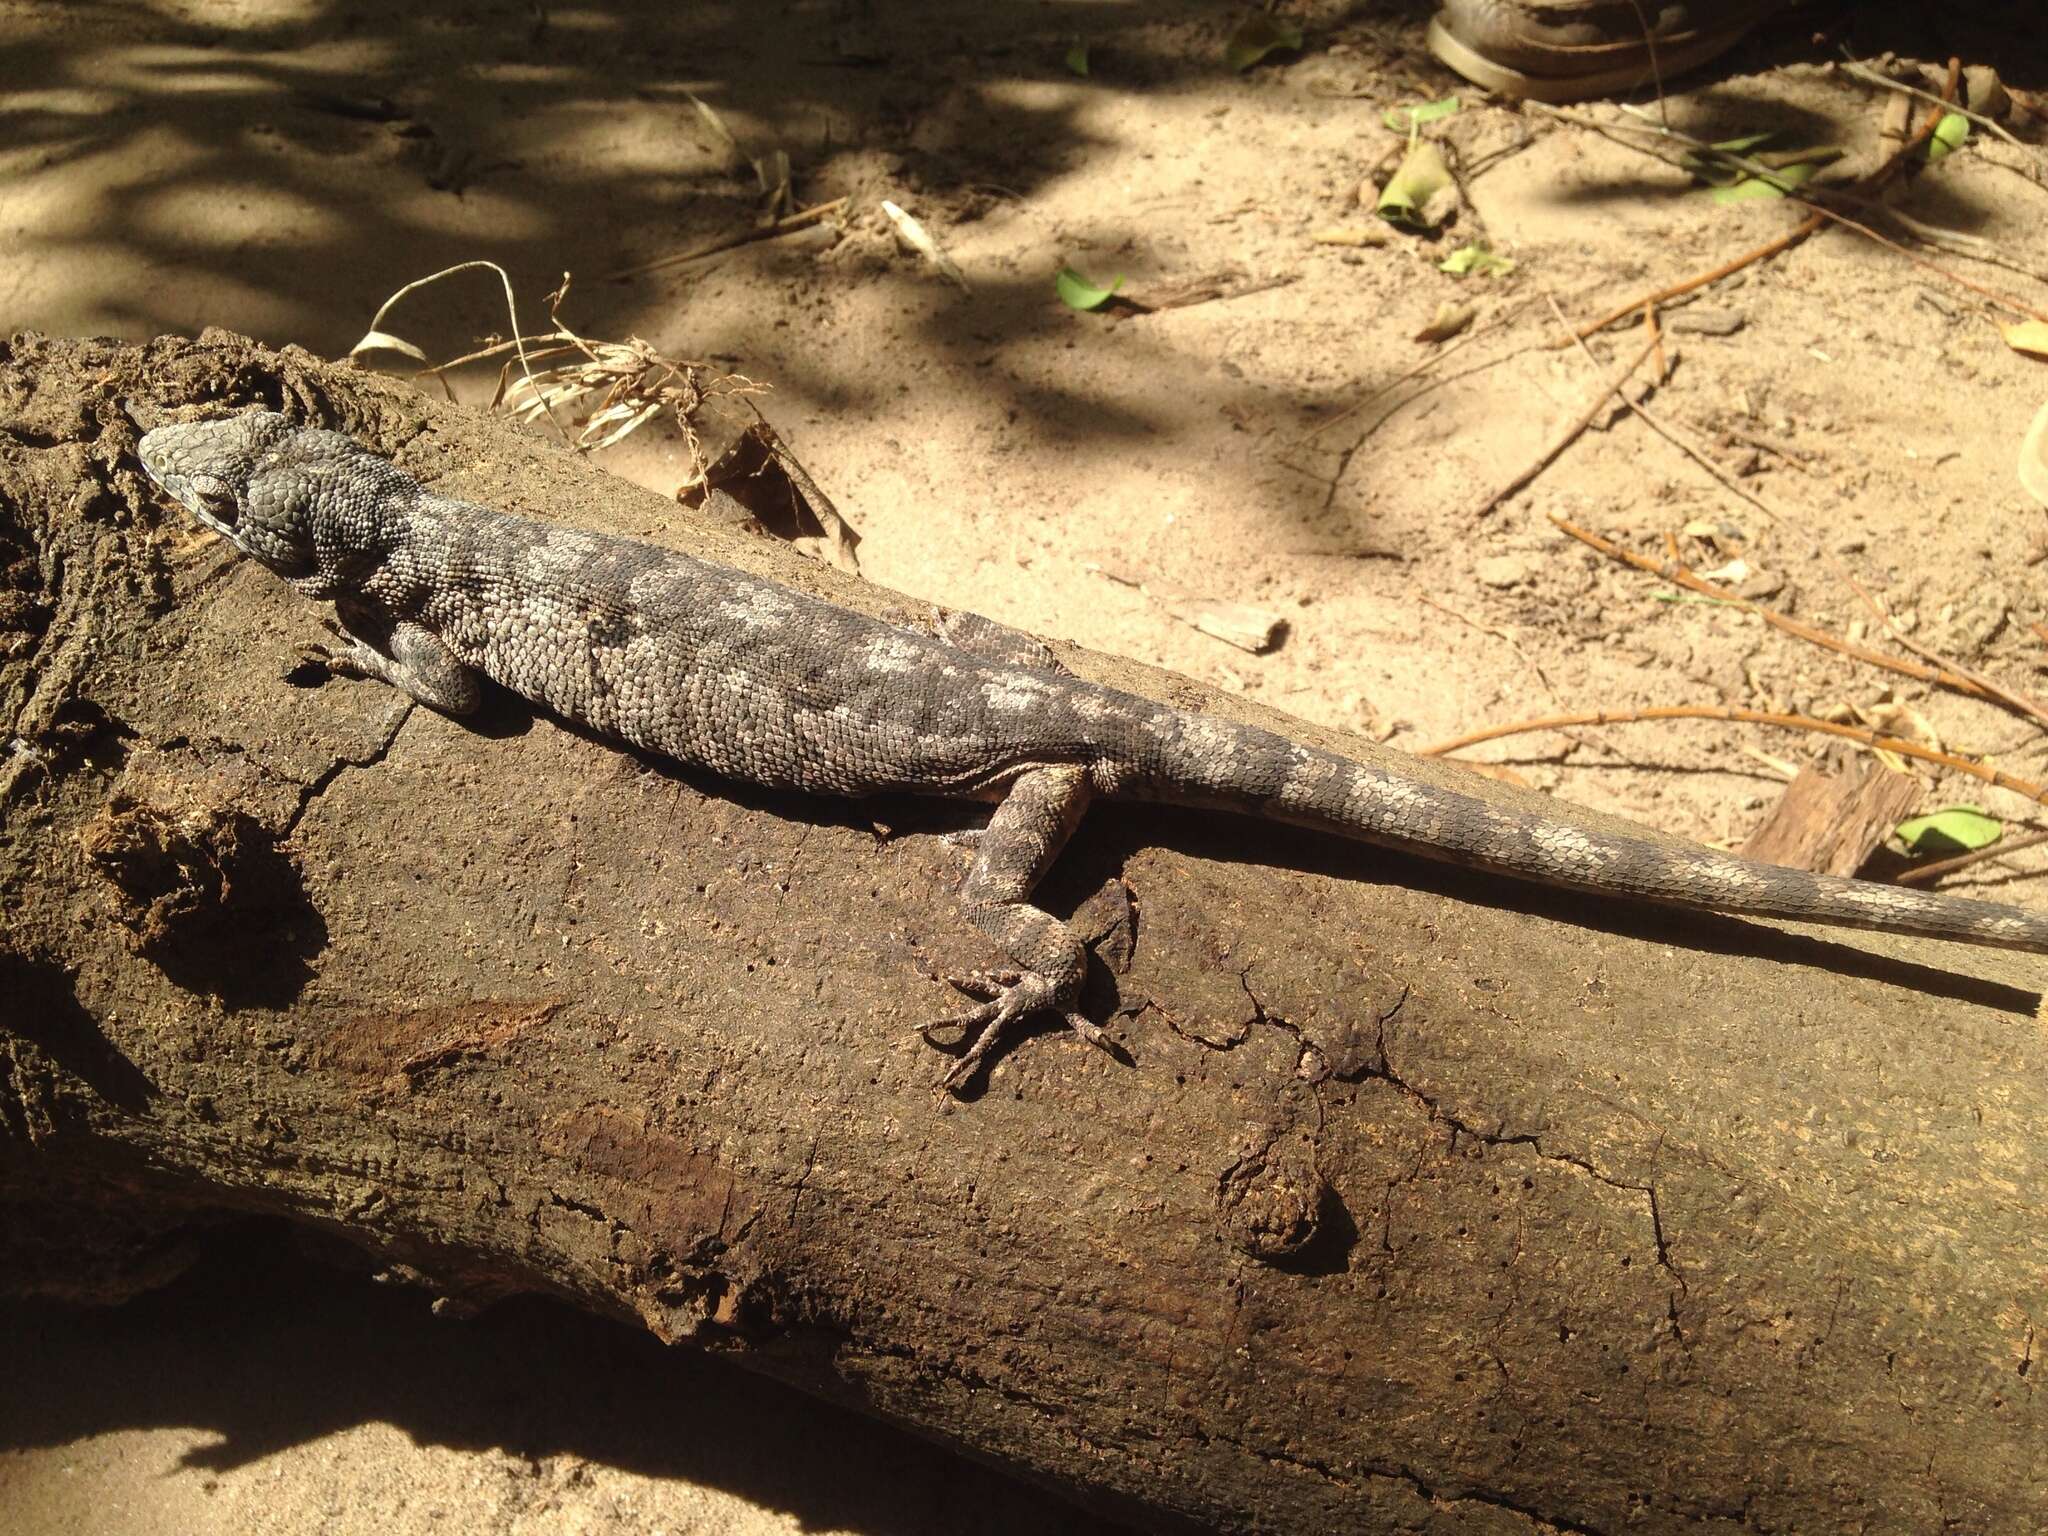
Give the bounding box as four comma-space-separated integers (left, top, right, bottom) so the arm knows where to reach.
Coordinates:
1177, 713, 1251, 760
720, 580, 798, 629
1837, 883, 1930, 912
526, 530, 604, 573
862, 633, 925, 673
981, 669, 1058, 713
627, 566, 695, 608
1529, 821, 1611, 871
1685, 859, 1769, 891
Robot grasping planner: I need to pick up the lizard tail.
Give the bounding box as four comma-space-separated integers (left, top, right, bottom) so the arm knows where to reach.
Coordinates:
1135, 723, 2048, 955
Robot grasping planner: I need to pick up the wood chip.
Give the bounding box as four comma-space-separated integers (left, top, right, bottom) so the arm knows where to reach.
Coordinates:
1737, 743, 1923, 877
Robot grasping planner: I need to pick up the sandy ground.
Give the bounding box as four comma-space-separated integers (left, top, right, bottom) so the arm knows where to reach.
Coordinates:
5, 0, 2048, 1531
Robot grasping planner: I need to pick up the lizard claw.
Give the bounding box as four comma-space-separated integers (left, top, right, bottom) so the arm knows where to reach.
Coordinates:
294, 621, 372, 680
919, 970, 1108, 1095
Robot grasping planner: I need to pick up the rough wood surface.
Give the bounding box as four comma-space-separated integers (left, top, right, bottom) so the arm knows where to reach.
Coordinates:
4, 330, 2047, 1534
1738, 742, 1924, 878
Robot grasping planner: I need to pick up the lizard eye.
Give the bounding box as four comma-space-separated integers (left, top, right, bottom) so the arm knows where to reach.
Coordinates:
188, 474, 239, 526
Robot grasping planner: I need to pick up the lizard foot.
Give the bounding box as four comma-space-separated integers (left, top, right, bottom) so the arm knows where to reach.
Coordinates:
920, 969, 1108, 1094
294, 619, 369, 678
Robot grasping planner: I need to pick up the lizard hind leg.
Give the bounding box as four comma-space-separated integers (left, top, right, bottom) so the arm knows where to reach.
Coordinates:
921, 762, 1103, 1094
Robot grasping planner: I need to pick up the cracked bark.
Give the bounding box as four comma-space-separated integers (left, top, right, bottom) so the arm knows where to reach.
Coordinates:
5, 330, 2048, 1534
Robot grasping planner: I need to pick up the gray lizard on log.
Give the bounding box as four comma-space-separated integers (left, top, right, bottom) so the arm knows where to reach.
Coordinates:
138, 410, 2048, 1091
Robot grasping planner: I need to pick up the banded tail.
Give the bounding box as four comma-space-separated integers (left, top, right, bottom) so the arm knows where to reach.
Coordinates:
1135, 714, 2048, 956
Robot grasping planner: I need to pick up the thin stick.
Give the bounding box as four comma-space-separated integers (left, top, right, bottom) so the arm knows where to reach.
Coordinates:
1895, 829, 2048, 887
1468, 331, 1659, 517
1566, 209, 1825, 342
1547, 512, 2017, 705
1539, 64, 1964, 341
1836, 57, 2031, 151
1540, 296, 2048, 729
1301, 301, 1530, 442
1833, 568, 2048, 731
1417, 705, 2048, 808
603, 198, 849, 282
358, 260, 563, 442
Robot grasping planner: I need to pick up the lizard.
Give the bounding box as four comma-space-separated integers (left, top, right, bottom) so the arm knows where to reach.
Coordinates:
137, 409, 2048, 1092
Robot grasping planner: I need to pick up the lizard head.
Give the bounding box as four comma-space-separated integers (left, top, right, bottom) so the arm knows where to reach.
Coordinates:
139, 410, 331, 580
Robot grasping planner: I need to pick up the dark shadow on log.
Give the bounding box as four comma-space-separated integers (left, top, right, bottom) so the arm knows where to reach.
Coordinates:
0, 1221, 1135, 1536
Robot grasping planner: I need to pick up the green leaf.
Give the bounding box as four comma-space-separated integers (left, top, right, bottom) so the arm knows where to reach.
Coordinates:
1710, 157, 1819, 204
1438, 242, 1513, 277
1055, 265, 1123, 310
1680, 131, 1777, 186
1226, 13, 1303, 72
1925, 111, 1970, 161
1894, 806, 2004, 856
1383, 95, 1461, 133
1375, 141, 1454, 231
1065, 38, 1090, 77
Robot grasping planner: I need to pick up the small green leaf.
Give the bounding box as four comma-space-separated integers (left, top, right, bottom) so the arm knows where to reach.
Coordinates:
1375, 141, 1454, 231
1055, 265, 1123, 310
1065, 38, 1090, 77
1925, 111, 1970, 161
1710, 158, 1818, 204
1383, 95, 1461, 133
1438, 243, 1513, 277
1894, 805, 2004, 856
1680, 131, 1777, 186
1226, 13, 1303, 72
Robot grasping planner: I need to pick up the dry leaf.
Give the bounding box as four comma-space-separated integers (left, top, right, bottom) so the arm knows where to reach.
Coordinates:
1412, 300, 1474, 343
1091, 567, 1287, 653
881, 200, 969, 291
2003, 320, 2048, 360
2022, 398, 2048, 508
347, 329, 429, 364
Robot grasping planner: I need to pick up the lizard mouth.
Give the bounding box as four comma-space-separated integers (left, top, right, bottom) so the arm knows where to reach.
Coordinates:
138, 445, 240, 537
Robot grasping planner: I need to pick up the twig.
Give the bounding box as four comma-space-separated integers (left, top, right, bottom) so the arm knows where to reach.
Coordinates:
1580, 66, 2048, 324
1414, 595, 1560, 702
1542, 298, 2048, 731
603, 198, 849, 282
1836, 56, 2031, 151
1468, 331, 1660, 517
1870, 205, 2048, 286
1417, 705, 2048, 809
357, 260, 564, 443
1894, 829, 2048, 887
1547, 512, 2019, 707
1833, 569, 2048, 732
1302, 301, 1529, 442
1565, 210, 1823, 342
1536, 64, 1963, 341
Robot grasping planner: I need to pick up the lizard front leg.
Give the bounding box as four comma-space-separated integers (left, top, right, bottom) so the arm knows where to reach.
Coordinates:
303, 598, 482, 715
924, 761, 1106, 1093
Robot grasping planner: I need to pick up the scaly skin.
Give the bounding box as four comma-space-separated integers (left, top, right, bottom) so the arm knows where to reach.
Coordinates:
139, 411, 2048, 1091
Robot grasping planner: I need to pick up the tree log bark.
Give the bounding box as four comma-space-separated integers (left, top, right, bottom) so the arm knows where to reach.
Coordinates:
4, 330, 2046, 1533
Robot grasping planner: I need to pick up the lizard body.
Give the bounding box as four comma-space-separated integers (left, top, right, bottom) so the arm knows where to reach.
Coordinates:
138, 411, 2048, 1090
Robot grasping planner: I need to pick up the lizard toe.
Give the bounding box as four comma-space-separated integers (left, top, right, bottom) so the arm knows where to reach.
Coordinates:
916, 998, 999, 1044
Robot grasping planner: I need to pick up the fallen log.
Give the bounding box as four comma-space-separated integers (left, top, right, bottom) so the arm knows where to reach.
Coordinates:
4, 329, 2045, 1533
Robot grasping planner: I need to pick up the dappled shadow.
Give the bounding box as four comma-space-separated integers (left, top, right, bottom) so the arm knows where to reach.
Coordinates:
9, 0, 2040, 554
